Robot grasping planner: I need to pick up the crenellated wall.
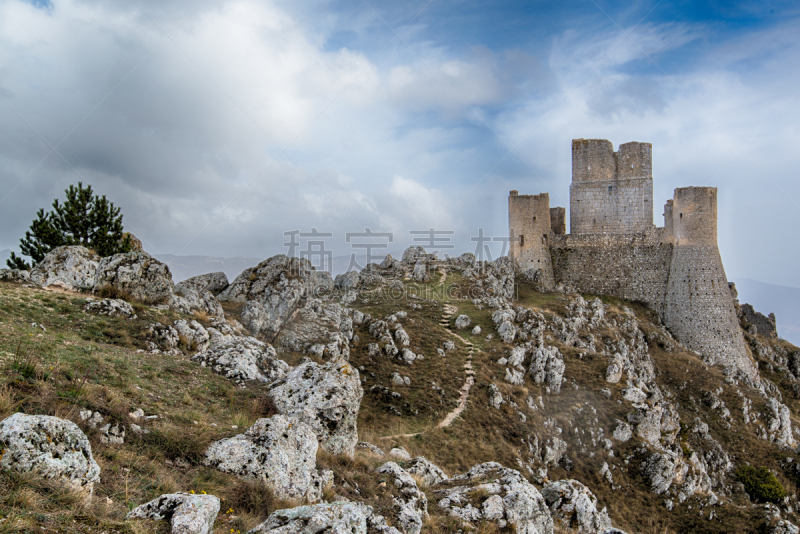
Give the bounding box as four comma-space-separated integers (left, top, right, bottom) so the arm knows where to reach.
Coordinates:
569, 139, 654, 235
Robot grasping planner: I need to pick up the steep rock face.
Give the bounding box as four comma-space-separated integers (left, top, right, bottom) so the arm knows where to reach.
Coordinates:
95, 251, 174, 304
376, 462, 428, 534
29, 246, 99, 291
204, 415, 329, 502
541, 479, 612, 533
126, 493, 220, 534
433, 462, 553, 534
218, 255, 333, 340
270, 361, 363, 456
0, 413, 100, 491
247, 501, 373, 534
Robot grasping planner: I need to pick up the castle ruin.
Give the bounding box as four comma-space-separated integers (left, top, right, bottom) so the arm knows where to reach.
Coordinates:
509, 139, 755, 378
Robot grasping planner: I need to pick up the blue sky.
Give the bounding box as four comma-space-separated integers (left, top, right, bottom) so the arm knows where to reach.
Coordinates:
1, 0, 799, 285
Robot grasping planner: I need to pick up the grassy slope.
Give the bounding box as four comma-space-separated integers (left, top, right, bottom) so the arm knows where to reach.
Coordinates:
0, 274, 798, 533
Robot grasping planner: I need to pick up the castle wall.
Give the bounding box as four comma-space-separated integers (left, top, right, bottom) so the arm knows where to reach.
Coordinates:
569, 139, 654, 234
550, 227, 672, 312
509, 191, 555, 289
550, 207, 566, 235
663, 187, 756, 379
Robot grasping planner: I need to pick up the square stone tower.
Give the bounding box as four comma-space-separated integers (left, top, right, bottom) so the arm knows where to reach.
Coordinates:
508, 191, 555, 289
569, 139, 654, 234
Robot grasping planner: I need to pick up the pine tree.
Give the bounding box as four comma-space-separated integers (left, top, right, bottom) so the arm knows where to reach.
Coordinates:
7, 183, 132, 270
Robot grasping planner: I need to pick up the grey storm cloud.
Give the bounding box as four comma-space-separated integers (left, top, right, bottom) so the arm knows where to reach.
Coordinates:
1, 0, 799, 288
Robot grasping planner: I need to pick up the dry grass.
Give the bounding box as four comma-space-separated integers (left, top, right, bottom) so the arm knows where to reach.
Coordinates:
0, 275, 798, 533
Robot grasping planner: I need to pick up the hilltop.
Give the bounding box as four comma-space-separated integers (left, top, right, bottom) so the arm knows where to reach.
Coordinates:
0, 245, 799, 533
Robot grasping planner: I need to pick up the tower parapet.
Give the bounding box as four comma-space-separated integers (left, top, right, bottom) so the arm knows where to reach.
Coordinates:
569, 139, 653, 234
508, 191, 555, 289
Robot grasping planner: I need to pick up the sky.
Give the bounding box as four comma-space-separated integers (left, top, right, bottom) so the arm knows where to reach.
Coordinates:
1, 0, 800, 285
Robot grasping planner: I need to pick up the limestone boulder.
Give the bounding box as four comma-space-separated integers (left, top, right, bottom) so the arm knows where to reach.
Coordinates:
94, 251, 174, 304
218, 255, 333, 340
277, 299, 353, 356
405, 456, 447, 486
455, 315, 471, 329
145, 322, 180, 353
401, 246, 430, 265
270, 361, 363, 456
528, 346, 565, 394
173, 319, 210, 352
170, 288, 224, 318
126, 493, 220, 534
432, 462, 553, 534
175, 272, 229, 295
247, 501, 373, 534
191, 335, 288, 384
204, 415, 328, 502
376, 461, 428, 534
0, 269, 31, 283
84, 298, 135, 317
29, 246, 99, 291
541, 479, 612, 533
0, 413, 100, 491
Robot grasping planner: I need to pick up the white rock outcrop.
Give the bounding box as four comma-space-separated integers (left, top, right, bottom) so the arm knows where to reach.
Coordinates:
191, 335, 288, 384
218, 255, 333, 339
84, 298, 135, 317
204, 415, 329, 502
94, 251, 174, 304
126, 493, 220, 534
405, 456, 447, 486
29, 246, 99, 291
247, 501, 373, 534
376, 461, 428, 534
542, 479, 612, 533
0, 413, 100, 491
432, 462, 553, 534
270, 361, 363, 456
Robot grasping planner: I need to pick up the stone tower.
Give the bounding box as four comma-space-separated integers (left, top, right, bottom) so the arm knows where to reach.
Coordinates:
663, 187, 756, 379
508, 191, 555, 289
569, 139, 654, 234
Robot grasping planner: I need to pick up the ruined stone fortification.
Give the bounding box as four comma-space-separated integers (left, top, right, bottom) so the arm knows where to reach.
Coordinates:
510, 139, 755, 378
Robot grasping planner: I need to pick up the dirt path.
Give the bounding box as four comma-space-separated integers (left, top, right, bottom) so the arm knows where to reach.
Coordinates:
437, 303, 475, 428
378, 267, 477, 440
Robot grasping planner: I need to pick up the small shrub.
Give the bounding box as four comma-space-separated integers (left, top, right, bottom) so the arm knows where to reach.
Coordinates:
735, 465, 787, 503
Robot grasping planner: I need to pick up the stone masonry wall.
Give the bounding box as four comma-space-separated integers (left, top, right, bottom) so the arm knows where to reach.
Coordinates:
663, 187, 755, 379
570, 139, 654, 234
550, 207, 566, 235
550, 227, 673, 312
509, 191, 555, 289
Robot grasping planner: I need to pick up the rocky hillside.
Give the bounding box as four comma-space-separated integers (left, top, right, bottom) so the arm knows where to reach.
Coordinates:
1, 245, 799, 533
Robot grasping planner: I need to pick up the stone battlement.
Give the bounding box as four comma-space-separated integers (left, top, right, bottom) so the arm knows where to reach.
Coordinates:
509, 139, 755, 379
570, 139, 654, 234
